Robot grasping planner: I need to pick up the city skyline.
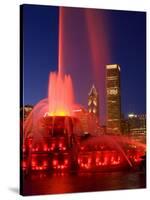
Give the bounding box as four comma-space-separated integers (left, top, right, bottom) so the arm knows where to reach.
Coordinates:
20, 5, 146, 195
22, 5, 146, 124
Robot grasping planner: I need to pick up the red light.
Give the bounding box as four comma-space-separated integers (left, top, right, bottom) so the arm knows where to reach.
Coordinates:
64, 159, 68, 164
31, 160, 36, 166
43, 160, 48, 166
96, 157, 99, 163
81, 146, 84, 150
111, 156, 114, 162
53, 160, 58, 166
32, 147, 39, 152
61, 165, 64, 169
129, 155, 133, 158
22, 145, 26, 152
27, 138, 32, 148
35, 147, 39, 151
51, 143, 55, 150
134, 156, 142, 162
51, 143, 55, 147
22, 161, 27, 168
59, 143, 63, 147
86, 164, 90, 169
43, 144, 48, 151
88, 158, 92, 164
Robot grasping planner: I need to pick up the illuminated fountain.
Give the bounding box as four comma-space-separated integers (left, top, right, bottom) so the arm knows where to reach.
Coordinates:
22, 76, 145, 172
22, 68, 79, 172
77, 135, 145, 171
21, 7, 146, 173
22, 64, 145, 172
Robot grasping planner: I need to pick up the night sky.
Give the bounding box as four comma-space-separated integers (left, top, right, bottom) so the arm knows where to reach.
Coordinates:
22, 4, 146, 124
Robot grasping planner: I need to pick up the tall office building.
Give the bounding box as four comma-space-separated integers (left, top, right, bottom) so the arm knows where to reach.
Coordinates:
106, 64, 121, 134
88, 84, 99, 119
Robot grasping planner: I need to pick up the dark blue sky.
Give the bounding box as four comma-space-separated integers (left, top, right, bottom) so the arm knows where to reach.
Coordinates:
108, 10, 146, 117
22, 4, 146, 120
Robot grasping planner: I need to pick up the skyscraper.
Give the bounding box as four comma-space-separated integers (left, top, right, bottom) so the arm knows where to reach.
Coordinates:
88, 84, 99, 119
106, 64, 121, 134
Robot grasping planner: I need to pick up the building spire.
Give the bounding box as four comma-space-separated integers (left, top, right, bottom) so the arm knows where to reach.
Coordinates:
88, 84, 99, 119
88, 84, 98, 96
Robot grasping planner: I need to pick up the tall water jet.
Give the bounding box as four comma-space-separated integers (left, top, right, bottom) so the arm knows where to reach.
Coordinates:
55, 7, 111, 124
23, 7, 76, 142
58, 7, 64, 75
47, 7, 75, 117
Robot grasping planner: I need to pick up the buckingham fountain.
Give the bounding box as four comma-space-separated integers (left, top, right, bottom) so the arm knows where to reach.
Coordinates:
21, 7, 146, 173
21, 66, 146, 174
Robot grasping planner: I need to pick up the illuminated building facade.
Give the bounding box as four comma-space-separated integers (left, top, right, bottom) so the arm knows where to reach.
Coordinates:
20, 105, 33, 120
121, 114, 130, 135
73, 108, 89, 134
128, 113, 146, 135
88, 84, 99, 119
73, 107, 100, 135
106, 64, 121, 134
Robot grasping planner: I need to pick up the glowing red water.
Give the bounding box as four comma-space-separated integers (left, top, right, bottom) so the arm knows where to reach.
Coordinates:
85, 9, 110, 84
47, 7, 75, 117
48, 71, 74, 116
58, 7, 64, 75
57, 7, 111, 123
22, 8, 146, 173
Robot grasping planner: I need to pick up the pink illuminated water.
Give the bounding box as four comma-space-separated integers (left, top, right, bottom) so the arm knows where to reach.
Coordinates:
47, 7, 75, 117
47, 71, 74, 116
22, 7, 146, 173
